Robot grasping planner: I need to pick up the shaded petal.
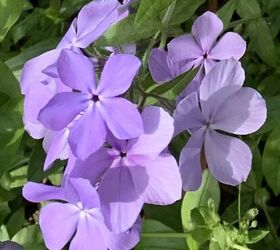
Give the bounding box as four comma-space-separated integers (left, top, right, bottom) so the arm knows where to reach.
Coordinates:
212, 87, 267, 135
99, 165, 148, 233
209, 32, 246, 60
58, 49, 96, 93
40, 203, 79, 250
22, 182, 65, 203
203, 58, 216, 74
69, 104, 106, 160
75, 0, 120, 48
128, 106, 174, 157
97, 54, 141, 97
205, 130, 252, 185
176, 79, 201, 105
192, 11, 223, 52
174, 92, 205, 135
70, 216, 107, 250
43, 129, 70, 171
142, 154, 182, 204
57, 19, 77, 49
199, 59, 245, 101
168, 34, 203, 62
99, 97, 143, 140
38, 92, 89, 131
179, 129, 205, 191
20, 49, 60, 94
68, 148, 115, 186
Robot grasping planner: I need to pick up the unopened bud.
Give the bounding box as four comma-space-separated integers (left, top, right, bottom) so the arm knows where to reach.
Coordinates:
250, 220, 258, 228
245, 208, 259, 220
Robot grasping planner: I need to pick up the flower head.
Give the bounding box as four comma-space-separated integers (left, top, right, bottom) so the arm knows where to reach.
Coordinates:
174, 59, 267, 190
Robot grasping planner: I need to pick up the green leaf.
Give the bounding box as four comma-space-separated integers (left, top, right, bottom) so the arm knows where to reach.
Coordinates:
217, 0, 236, 29
170, 0, 206, 25
262, 128, 280, 195
136, 219, 187, 250
181, 170, 220, 249
0, 0, 25, 40
6, 207, 25, 238
247, 19, 278, 67
245, 230, 269, 244
12, 225, 45, 250
0, 185, 15, 202
0, 225, 10, 241
135, 0, 173, 27
236, 0, 261, 18
0, 61, 21, 98
0, 202, 10, 225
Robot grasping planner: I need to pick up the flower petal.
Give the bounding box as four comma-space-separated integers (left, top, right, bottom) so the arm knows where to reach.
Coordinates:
58, 49, 96, 93
99, 165, 147, 233
179, 129, 205, 191
99, 97, 143, 140
97, 54, 141, 97
38, 92, 89, 131
142, 154, 182, 204
192, 11, 223, 52
168, 34, 203, 62
69, 104, 106, 160
39, 203, 79, 250
199, 59, 245, 102
22, 182, 65, 203
57, 19, 77, 49
205, 130, 252, 186
128, 106, 174, 157
209, 32, 246, 60
212, 87, 267, 135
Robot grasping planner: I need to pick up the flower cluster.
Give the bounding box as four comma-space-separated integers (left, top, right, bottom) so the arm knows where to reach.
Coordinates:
21, 1, 267, 250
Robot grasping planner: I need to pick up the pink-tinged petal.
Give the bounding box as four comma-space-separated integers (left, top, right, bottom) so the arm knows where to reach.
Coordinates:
69, 104, 106, 160
58, 49, 96, 93
22, 182, 65, 203
205, 130, 252, 186
43, 129, 70, 171
70, 216, 107, 250
75, 0, 120, 48
38, 92, 89, 131
57, 19, 77, 49
68, 178, 100, 209
192, 11, 223, 52
179, 129, 205, 191
68, 148, 115, 186
99, 165, 148, 233
99, 97, 143, 140
174, 92, 205, 135
128, 106, 174, 157
20, 49, 60, 94
212, 87, 267, 135
97, 54, 141, 97
40, 203, 79, 250
108, 216, 141, 250
142, 154, 182, 204
168, 34, 203, 62
200, 59, 245, 102
23, 83, 54, 139
209, 32, 246, 60
148, 48, 177, 83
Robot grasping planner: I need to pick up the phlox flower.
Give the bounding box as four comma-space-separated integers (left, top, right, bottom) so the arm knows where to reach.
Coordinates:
149, 11, 246, 96
23, 178, 141, 250
174, 59, 267, 191
65, 106, 182, 233
38, 49, 143, 160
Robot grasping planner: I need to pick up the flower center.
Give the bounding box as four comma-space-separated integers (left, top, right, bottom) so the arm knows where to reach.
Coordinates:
119, 151, 127, 158
203, 53, 208, 59
92, 95, 99, 102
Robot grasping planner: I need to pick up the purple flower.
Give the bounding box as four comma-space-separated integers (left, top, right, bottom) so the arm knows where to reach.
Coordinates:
66, 106, 182, 233
23, 178, 141, 250
174, 59, 267, 191
38, 50, 143, 160
149, 11, 246, 96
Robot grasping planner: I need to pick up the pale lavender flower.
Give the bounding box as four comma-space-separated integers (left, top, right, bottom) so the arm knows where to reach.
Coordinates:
38, 50, 143, 160
66, 106, 182, 233
174, 59, 267, 191
23, 178, 141, 250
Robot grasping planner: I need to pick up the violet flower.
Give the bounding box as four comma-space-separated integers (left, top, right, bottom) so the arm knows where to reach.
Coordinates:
174, 59, 267, 191
23, 178, 141, 250
38, 50, 143, 160
66, 106, 182, 233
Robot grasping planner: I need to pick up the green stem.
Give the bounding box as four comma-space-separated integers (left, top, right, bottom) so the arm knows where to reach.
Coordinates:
142, 31, 160, 68
227, 17, 260, 29
238, 184, 242, 229
233, 244, 252, 250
